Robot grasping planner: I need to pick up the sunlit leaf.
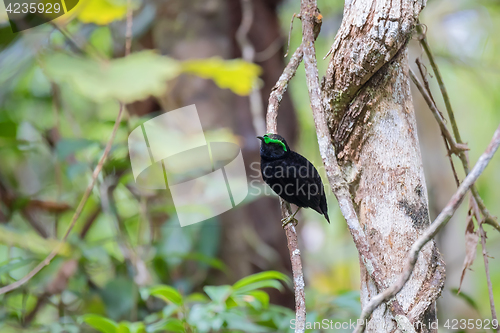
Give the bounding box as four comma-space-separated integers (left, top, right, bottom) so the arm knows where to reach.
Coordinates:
203, 285, 232, 303
90, 27, 114, 58
233, 271, 290, 291
233, 280, 284, 294
185, 292, 210, 303
161, 319, 185, 333
116, 321, 145, 333
116, 323, 131, 333
246, 290, 269, 309
42, 51, 181, 103
182, 57, 261, 96
149, 285, 183, 306
77, 0, 129, 25
81, 314, 118, 333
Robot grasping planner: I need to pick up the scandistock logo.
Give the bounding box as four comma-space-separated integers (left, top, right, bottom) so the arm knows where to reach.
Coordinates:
3, 0, 79, 32
128, 105, 249, 227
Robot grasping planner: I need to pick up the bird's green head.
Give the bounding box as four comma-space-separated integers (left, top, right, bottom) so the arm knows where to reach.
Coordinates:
257, 133, 289, 159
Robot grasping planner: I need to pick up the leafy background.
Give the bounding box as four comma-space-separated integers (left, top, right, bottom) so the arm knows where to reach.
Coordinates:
0, 0, 499, 332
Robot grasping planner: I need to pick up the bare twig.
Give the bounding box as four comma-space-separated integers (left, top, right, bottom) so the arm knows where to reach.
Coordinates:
79, 206, 102, 239
125, 0, 133, 57
409, 69, 467, 155
265, 37, 306, 331
478, 223, 499, 332
284, 13, 298, 58
415, 45, 500, 325
0, 103, 124, 295
415, 59, 460, 185
415, 24, 500, 232
0, 0, 135, 294
254, 37, 283, 62
416, 24, 461, 143
267, 45, 304, 131
300, 0, 410, 321
354, 123, 500, 333
236, 0, 266, 136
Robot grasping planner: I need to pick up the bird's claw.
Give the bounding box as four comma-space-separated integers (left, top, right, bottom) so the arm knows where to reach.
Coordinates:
281, 216, 298, 228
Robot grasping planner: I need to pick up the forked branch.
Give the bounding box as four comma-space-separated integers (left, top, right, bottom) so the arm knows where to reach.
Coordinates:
354, 123, 500, 333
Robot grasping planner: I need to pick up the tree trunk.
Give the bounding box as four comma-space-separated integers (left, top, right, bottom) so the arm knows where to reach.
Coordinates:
321, 1, 445, 331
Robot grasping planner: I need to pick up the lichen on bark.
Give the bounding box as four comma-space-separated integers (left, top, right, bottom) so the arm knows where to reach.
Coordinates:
321, 0, 445, 331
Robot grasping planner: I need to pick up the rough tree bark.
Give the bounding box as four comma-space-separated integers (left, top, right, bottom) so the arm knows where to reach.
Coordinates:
321, 1, 445, 331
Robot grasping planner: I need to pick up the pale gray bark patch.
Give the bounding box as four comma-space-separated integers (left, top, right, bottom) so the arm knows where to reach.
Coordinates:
322, 0, 444, 331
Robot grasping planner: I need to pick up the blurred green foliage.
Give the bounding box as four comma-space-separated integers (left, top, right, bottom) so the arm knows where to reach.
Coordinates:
0, 0, 499, 332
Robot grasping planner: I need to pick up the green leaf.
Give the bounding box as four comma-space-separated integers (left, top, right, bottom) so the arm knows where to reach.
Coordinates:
225, 296, 238, 309
450, 287, 479, 311
90, 27, 114, 58
233, 280, 284, 294
161, 319, 186, 333
182, 57, 261, 96
233, 271, 290, 291
116, 323, 131, 333
42, 51, 181, 103
0, 121, 17, 138
117, 322, 145, 333
185, 292, 210, 303
170, 252, 227, 273
149, 285, 183, 306
203, 285, 232, 303
0, 226, 71, 257
247, 290, 269, 309
0, 258, 37, 275
81, 314, 118, 333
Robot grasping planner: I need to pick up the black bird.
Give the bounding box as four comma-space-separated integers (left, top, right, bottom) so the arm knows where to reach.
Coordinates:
257, 134, 330, 226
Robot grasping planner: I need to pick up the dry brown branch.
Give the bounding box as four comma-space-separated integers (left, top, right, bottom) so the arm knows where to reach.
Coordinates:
414, 43, 499, 326
415, 24, 500, 233
409, 69, 467, 154
300, 0, 412, 322
0, 1, 134, 295
0, 103, 124, 295
354, 123, 500, 333
478, 223, 500, 332
265, 40, 305, 332
415, 58, 460, 185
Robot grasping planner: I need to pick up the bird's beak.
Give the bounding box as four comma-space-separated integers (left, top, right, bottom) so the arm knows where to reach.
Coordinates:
256, 136, 264, 141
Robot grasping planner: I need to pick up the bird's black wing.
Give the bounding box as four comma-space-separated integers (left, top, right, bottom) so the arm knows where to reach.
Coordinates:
262, 152, 325, 210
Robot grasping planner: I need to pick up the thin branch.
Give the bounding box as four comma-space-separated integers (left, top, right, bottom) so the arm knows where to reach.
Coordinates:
125, 0, 133, 57
266, 45, 304, 132
79, 206, 102, 239
354, 123, 500, 333
0, 0, 135, 294
299, 0, 410, 321
478, 223, 499, 332
416, 24, 462, 144
415, 24, 500, 232
0, 103, 124, 295
409, 68, 467, 154
415, 45, 500, 325
284, 13, 298, 58
236, 0, 266, 136
265, 39, 306, 331
415, 58, 461, 186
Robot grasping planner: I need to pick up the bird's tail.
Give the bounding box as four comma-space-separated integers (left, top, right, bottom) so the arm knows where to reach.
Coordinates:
324, 212, 330, 223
